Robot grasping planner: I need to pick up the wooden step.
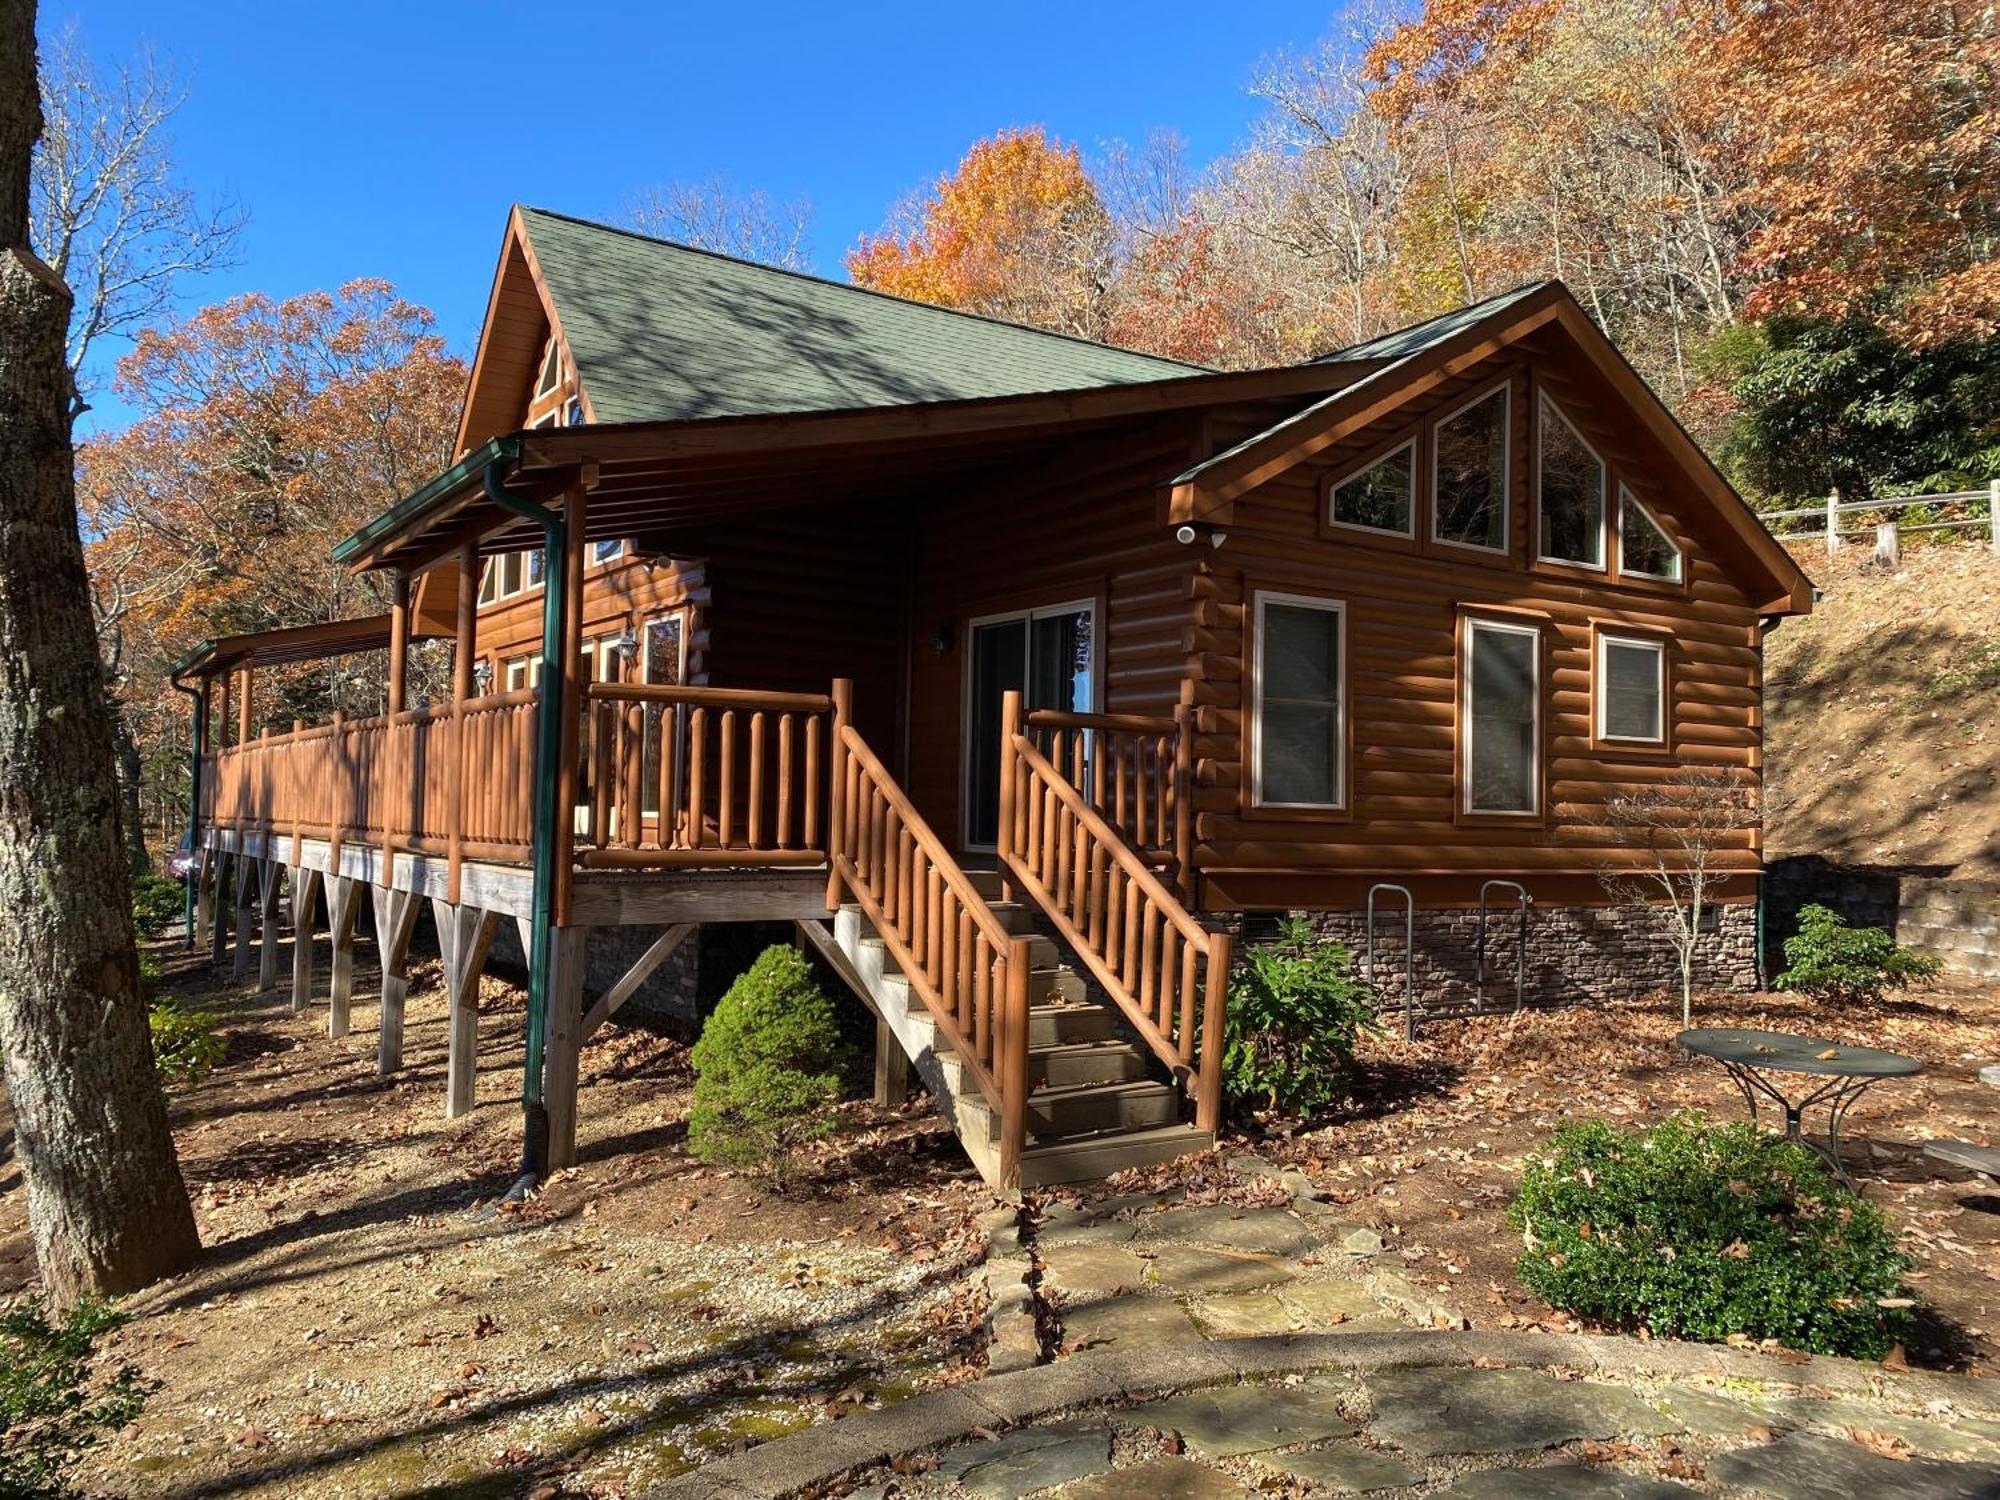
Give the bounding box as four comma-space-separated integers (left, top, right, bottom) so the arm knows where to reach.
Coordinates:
1025, 1078, 1181, 1137
1018, 1123, 1215, 1188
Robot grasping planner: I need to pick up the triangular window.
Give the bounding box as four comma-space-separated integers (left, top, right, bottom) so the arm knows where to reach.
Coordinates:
1330, 441, 1414, 535
1620, 487, 1682, 581
1537, 395, 1605, 568
533, 338, 563, 398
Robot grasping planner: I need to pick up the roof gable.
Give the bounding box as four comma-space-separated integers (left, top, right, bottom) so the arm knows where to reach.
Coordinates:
465, 206, 1202, 436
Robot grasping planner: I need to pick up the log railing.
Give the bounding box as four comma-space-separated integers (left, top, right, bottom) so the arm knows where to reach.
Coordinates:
1025, 695, 1191, 881
577, 682, 834, 869
1000, 690, 1228, 1132
827, 692, 1036, 1185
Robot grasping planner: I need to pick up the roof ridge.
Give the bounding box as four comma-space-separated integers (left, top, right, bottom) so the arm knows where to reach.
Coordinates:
517, 204, 1209, 373
1314, 280, 1558, 363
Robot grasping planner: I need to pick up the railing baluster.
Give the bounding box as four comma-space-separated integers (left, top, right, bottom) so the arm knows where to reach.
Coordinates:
688, 707, 708, 848
748, 710, 766, 849
776, 712, 794, 849
719, 709, 737, 849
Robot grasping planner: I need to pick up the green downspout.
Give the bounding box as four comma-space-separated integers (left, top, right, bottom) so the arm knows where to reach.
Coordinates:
483, 455, 566, 1197
170, 679, 205, 950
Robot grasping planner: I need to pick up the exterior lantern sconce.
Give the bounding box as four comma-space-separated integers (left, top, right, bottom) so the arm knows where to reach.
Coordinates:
472, 661, 494, 693
613, 629, 640, 662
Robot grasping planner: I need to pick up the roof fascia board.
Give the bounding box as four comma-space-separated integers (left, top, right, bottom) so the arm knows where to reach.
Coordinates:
1169, 288, 1566, 523
451, 210, 529, 458
331, 435, 518, 570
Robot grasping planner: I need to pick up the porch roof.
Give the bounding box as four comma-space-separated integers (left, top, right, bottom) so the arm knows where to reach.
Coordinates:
333, 359, 1386, 576
169, 613, 447, 683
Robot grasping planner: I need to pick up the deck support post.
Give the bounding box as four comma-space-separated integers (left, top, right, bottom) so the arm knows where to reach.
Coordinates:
544, 926, 590, 1169
371, 882, 422, 1074
208, 851, 231, 969
873, 1017, 909, 1107
193, 845, 214, 951
288, 865, 323, 1013
433, 899, 501, 1119
231, 855, 255, 981
256, 859, 284, 993
326, 875, 360, 1038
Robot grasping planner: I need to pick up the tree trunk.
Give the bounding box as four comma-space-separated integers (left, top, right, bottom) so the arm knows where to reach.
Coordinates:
112, 701, 150, 875
0, 0, 200, 1304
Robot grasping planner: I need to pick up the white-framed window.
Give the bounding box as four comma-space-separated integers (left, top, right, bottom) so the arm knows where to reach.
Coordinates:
1462, 618, 1541, 815
1619, 486, 1683, 581
593, 539, 625, 565
1251, 591, 1346, 809
534, 338, 563, 398
1537, 394, 1605, 568
503, 655, 542, 691
478, 549, 544, 605
1597, 633, 1666, 743
1432, 382, 1510, 553
640, 612, 689, 817
1329, 440, 1415, 537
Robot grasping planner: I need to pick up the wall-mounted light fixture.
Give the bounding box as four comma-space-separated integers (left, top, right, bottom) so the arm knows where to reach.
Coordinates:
472, 661, 494, 692
613, 629, 640, 662
932, 621, 956, 657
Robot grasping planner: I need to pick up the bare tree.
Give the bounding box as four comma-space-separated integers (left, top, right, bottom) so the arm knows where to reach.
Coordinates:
29, 24, 244, 418
0, 0, 202, 1303
1568, 766, 1767, 1026
622, 175, 812, 270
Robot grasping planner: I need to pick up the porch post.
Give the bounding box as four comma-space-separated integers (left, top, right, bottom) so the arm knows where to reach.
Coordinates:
387, 570, 410, 715
825, 677, 852, 910
235, 666, 253, 744
553, 483, 588, 926
448, 543, 477, 903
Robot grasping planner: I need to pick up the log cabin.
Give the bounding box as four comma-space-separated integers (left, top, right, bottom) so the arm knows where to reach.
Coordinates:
174, 205, 1814, 1188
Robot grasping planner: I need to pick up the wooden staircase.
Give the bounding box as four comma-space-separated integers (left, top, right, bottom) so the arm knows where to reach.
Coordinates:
828, 874, 1212, 1187
824, 700, 1223, 1191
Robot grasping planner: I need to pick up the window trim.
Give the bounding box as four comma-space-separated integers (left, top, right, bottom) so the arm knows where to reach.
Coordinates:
1459, 614, 1543, 820
1326, 437, 1417, 539
593, 539, 626, 566
1593, 628, 1670, 749
1617, 484, 1685, 583
1429, 380, 1513, 556
1249, 590, 1349, 813
533, 338, 563, 399
1534, 392, 1608, 573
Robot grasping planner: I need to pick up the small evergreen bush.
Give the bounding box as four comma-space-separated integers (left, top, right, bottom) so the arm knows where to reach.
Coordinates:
1775, 904, 1943, 1004
1510, 1114, 1914, 1359
1, 1298, 147, 1500
129, 874, 185, 940
1222, 917, 1377, 1122
689, 945, 848, 1187
148, 999, 225, 1093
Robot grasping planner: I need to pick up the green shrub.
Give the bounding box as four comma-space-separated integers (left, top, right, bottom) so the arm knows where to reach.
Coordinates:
148, 999, 225, 1093
1509, 1114, 1914, 1359
1, 1298, 147, 1500
1222, 917, 1377, 1122
129, 874, 185, 940
689, 945, 848, 1187
1775, 904, 1943, 1004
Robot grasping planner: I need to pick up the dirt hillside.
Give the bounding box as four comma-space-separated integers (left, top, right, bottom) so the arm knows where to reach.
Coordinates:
1765, 543, 2000, 876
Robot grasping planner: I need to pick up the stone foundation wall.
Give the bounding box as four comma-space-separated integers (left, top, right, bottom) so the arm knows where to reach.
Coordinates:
1763, 856, 2000, 979
1217, 901, 1760, 1015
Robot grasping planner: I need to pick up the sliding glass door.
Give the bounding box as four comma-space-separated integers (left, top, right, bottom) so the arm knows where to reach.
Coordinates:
964, 599, 1096, 848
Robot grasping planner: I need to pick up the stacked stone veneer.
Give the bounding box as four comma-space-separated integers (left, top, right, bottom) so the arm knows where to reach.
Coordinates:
1217, 902, 1760, 1015
1764, 856, 2000, 979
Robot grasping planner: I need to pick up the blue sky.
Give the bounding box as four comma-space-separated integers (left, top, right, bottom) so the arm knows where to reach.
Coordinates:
52, 2, 1343, 433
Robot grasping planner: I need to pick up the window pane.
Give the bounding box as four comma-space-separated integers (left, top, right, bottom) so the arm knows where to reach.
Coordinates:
1434, 388, 1508, 550
1333, 446, 1412, 532
641, 617, 684, 815
1469, 626, 1537, 813
527, 549, 545, 584
1603, 640, 1662, 740
1258, 601, 1341, 805
1621, 489, 1682, 580
1539, 397, 1604, 565
967, 621, 1028, 845
502, 551, 523, 594
1029, 609, 1092, 714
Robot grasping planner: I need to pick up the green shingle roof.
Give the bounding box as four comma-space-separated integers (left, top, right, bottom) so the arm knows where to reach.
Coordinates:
521, 207, 1203, 424
1315, 281, 1554, 364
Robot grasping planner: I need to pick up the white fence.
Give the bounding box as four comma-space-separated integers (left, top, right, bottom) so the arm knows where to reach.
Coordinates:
1762, 481, 2000, 563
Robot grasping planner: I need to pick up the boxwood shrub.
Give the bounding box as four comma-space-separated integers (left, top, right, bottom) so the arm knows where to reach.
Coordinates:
1509, 1113, 1914, 1359
1775, 904, 1942, 1004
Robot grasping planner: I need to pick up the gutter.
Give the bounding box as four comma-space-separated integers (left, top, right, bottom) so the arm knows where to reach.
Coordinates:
481, 455, 567, 1200
169, 677, 205, 950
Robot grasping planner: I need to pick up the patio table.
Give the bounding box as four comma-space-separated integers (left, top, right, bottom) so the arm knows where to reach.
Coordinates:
1676, 1028, 1921, 1188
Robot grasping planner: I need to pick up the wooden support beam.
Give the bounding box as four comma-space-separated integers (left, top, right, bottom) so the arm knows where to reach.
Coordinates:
370, 884, 423, 1074
432, 899, 501, 1119
792, 919, 905, 1107
544, 926, 590, 1170
289, 866, 324, 1014
231, 856, 255, 981
581, 924, 691, 1040
326, 876, 360, 1038
208, 851, 231, 969
193, 846, 214, 951
257, 860, 284, 993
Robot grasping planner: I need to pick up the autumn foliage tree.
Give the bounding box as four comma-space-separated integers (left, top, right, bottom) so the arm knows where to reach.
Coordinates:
848, 127, 1114, 338
77, 279, 465, 853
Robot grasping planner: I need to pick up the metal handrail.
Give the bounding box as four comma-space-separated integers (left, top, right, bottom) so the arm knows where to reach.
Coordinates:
1366, 883, 1416, 1042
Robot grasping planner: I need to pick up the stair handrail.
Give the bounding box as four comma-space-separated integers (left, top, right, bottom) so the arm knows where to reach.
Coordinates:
999, 690, 1230, 1133
1023, 686, 1193, 894
826, 698, 1034, 1184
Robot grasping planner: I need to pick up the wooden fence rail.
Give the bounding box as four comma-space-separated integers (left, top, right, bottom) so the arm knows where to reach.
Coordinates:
827, 699, 1035, 1184
1763, 482, 2000, 560
999, 691, 1228, 1133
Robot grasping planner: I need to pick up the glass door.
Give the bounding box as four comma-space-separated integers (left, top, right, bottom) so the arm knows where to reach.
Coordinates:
964, 599, 1095, 848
